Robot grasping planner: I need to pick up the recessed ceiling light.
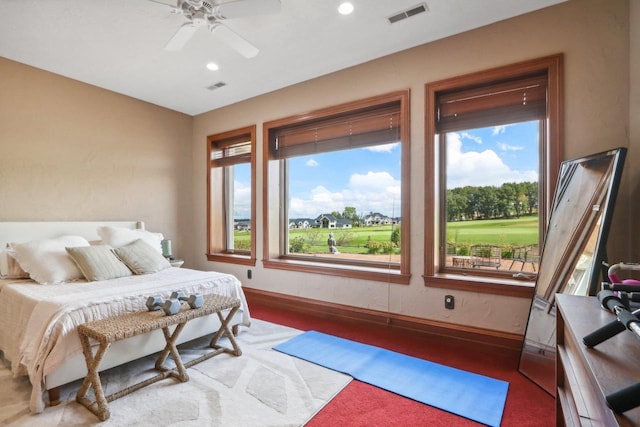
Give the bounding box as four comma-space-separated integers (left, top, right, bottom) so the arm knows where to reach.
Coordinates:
338, 2, 354, 15
206, 62, 219, 71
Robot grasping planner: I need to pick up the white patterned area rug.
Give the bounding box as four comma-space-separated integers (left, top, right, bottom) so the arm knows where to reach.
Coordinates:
0, 319, 351, 426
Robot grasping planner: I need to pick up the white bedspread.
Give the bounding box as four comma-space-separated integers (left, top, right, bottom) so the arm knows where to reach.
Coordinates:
0, 268, 250, 412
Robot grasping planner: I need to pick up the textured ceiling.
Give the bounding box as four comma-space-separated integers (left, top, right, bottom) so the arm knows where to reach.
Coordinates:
0, 0, 565, 115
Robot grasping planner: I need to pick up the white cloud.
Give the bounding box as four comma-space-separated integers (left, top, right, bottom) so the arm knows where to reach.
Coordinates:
306, 159, 319, 167
362, 142, 400, 153
461, 132, 482, 145
497, 142, 524, 152
492, 125, 508, 135
289, 185, 344, 217
232, 180, 251, 218
447, 133, 537, 188
288, 171, 401, 218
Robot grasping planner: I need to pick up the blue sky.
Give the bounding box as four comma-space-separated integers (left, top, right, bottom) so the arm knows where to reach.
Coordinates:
446, 121, 539, 188
232, 121, 539, 219
286, 143, 401, 218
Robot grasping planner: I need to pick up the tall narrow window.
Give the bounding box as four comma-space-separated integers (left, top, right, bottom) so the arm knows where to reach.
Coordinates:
425, 55, 562, 292
207, 126, 256, 265
263, 91, 411, 283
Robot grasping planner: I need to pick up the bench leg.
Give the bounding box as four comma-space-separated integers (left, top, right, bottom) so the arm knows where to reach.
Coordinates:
76, 336, 111, 421
154, 323, 189, 382
210, 306, 242, 356
181, 306, 243, 369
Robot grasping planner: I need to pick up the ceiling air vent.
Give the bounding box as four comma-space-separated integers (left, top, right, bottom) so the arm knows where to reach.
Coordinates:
206, 81, 227, 91
387, 3, 428, 24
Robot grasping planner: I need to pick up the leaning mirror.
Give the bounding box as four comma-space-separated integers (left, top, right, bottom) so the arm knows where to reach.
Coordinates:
518, 147, 626, 395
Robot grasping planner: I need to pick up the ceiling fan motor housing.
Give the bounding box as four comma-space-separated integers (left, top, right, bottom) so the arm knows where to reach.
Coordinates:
163, 0, 281, 57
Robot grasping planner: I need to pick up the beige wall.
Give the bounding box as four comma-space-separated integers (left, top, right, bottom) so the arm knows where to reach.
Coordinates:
190, 0, 634, 335
631, 0, 640, 260
0, 0, 634, 336
0, 58, 193, 255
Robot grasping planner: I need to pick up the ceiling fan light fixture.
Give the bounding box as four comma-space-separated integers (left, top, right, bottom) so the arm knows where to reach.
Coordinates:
338, 2, 354, 15
159, 0, 280, 57
206, 62, 219, 71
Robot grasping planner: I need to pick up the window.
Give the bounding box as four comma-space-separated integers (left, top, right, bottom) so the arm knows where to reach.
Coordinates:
425, 55, 563, 295
263, 91, 411, 283
207, 125, 256, 265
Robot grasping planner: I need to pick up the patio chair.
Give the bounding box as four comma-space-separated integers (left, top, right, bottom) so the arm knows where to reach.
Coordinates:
470, 244, 502, 269
509, 245, 528, 271
525, 244, 540, 272
509, 244, 539, 272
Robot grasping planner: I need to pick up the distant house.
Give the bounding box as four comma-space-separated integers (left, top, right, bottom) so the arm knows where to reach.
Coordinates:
336, 218, 352, 229
289, 218, 313, 229
234, 220, 251, 231
363, 212, 392, 226
314, 214, 352, 229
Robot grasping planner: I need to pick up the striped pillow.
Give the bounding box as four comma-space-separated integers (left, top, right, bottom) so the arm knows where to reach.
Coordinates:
112, 239, 171, 275
66, 245, 132, 282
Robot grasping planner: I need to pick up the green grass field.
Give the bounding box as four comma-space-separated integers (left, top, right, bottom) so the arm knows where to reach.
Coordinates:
234, 215, 539, 256
447, 216, 539, 247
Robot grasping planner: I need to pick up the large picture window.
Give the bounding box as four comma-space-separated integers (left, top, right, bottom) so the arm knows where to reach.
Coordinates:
263, 91, 411, 283
207, 125, 256, 265
425, 55, 563, 295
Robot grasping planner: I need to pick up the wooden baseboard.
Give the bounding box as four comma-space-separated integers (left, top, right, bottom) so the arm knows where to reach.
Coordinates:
243, 287, 524, 350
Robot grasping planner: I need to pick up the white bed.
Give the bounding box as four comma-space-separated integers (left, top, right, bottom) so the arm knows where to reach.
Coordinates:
0, 221, 250, 413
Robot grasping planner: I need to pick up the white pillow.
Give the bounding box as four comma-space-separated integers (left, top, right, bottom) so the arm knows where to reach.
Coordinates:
0, 248, 30, 279
112, 239, 171, 275
11, 235, 91, 284
97, 226, 164, 254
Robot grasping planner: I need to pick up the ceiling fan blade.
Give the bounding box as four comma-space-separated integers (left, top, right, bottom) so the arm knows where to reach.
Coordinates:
211, 23, 259, 58
164, 22, 199, 51
212, 0, 281, 20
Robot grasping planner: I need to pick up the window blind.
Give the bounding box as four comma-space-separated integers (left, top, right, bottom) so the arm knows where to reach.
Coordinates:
210, 135, 251, 168
436, 74, 547, 133
271, 102, 401, 158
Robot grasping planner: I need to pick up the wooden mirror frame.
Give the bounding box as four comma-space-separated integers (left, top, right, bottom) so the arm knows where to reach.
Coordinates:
518, 147, 627, 395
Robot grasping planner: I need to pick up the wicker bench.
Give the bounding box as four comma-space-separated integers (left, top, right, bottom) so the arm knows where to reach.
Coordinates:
76, 293, 242, 421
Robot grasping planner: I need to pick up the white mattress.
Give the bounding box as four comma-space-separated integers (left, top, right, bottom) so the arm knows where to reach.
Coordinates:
0, 267, 250, 412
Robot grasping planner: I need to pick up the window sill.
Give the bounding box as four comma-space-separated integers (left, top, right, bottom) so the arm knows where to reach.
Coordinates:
263, 258, 410, 284
423, 272, 535, 298
206, 253, 256, 266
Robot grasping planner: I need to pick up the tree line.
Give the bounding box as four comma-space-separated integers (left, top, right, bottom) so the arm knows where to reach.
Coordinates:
447, 181, 538, 222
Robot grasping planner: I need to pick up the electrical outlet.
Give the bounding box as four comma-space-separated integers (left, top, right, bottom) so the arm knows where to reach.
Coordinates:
247, 269, 252, 279
445, 295, 455, 309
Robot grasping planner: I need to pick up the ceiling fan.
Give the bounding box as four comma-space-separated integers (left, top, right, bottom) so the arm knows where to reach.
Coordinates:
150, 0, 281, 58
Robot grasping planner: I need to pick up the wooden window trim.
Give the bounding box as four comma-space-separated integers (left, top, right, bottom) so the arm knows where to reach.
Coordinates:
206, 125, 257, 266
262, 91, 411, 284
424, 54, 563, 296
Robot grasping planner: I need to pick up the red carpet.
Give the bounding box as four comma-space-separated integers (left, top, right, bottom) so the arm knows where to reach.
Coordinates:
249, 299, 555, 426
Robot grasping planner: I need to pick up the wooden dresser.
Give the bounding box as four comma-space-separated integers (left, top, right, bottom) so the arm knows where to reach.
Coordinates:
556, 294, 640, 426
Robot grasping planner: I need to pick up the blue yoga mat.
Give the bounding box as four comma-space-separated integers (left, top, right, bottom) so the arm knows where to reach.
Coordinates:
274, 330, 508, 427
